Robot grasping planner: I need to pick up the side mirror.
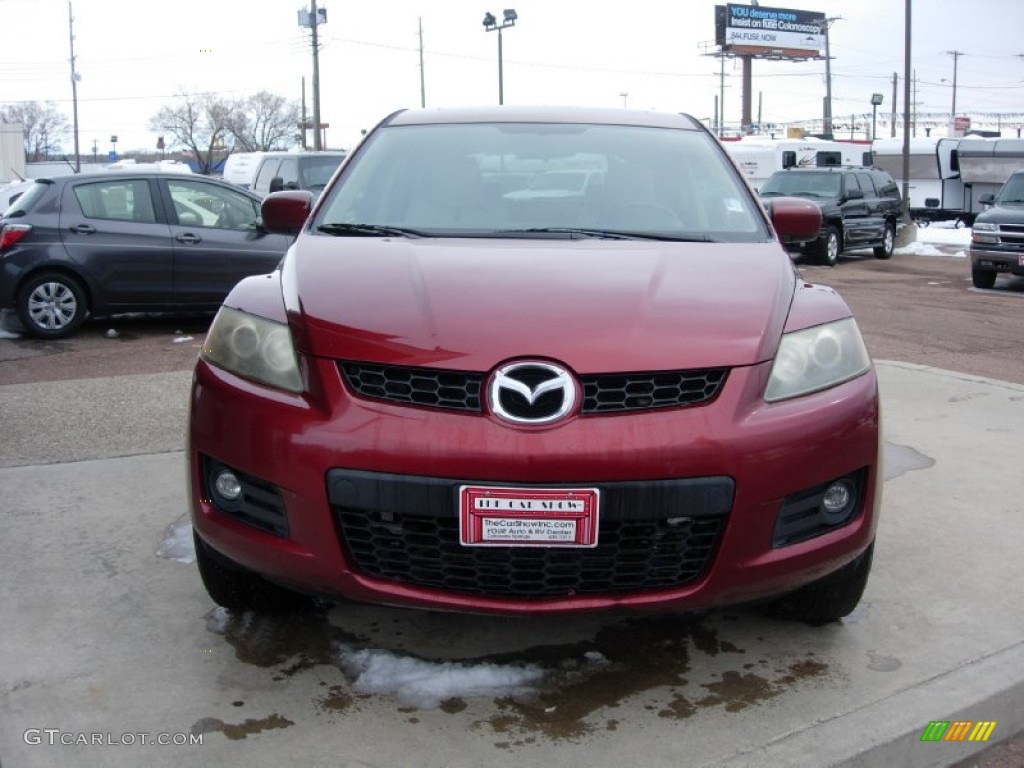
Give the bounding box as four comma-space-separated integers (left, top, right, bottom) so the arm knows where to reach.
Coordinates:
978, 192, 996, 206
261, 191, 314, 235
269, 177, 285, 194
766, 196, 822, 245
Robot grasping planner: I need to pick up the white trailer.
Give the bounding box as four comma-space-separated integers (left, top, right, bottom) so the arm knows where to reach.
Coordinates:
723, 136, 873, 192
871, 137, 965, 225
1, 122, 26, 184
956, 137, 1024, 220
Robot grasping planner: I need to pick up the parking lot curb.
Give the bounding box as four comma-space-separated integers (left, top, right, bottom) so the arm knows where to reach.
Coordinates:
700, 640, 1024, 767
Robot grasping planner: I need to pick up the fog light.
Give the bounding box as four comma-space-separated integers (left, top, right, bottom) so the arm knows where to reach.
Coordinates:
214, 469, 243, 501
821, 481, 852, 522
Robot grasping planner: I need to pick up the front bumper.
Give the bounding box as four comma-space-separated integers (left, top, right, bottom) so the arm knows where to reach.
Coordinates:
188, 355, 881, 614
969, 244, 1024, 276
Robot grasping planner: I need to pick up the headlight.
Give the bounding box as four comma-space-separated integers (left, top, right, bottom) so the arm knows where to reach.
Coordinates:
971, 222, 998, 244
765, 318, 871, 402
201, 307, 302, 392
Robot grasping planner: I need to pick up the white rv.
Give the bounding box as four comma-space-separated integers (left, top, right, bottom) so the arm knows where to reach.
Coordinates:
723, 137, 873, 192
220, 151, 268, 190
956, 137, 1024, 220
872, 136, 1024, 225
871, 137, 965, 225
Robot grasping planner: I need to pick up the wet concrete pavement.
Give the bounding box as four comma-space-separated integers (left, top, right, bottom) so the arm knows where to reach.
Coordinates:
1, 360, 1023, 768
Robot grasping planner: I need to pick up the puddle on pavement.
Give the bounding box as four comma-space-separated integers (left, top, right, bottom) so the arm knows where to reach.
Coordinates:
191, 713, 293, 740
884, 441, 935, 481
204, 607, 831, 743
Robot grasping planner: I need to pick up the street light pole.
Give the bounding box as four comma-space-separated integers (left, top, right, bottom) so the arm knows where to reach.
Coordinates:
483, 9, 517, 105
870, 93, 884, 141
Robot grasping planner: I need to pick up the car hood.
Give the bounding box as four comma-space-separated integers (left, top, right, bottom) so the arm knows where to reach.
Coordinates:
285, 237, 795, 372
976, 203, 1024, 225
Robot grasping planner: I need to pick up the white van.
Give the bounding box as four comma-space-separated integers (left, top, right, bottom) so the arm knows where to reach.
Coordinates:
221, 152, 268, 190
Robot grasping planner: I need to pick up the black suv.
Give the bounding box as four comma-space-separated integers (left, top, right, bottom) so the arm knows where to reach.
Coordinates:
759, 167, 903, 266
969, 170, 1024, 289
0, 172, 291, 338
251, 151, 347, 198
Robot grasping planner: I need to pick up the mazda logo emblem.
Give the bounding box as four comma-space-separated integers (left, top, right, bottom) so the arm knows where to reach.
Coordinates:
488, 361, 576, 425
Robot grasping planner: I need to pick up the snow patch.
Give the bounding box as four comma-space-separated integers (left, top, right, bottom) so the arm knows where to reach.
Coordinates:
155, 516, 196, 563
335, 645, 546, 709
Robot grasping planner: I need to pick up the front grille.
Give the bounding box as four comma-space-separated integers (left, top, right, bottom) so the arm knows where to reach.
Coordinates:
581, 369, 727, 413
328, 469, 731, 599
339, 362, 728, 415
340, 362, 483, 412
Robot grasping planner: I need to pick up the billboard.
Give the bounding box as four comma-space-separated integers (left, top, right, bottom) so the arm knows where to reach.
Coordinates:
715, 4, 826, 58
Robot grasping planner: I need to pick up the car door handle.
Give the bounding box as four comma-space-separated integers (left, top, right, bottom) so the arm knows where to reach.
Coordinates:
69, 224, 96, 234
175, 233, 202, 245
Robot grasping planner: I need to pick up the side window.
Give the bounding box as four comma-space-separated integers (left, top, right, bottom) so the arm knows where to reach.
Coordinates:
73, 179, 156, 223
844, 174, 863, 195
873, 172, 900, 199
166, 180, 259, 231
254, 159, 281, 194
277, 158, 299, 189
855, 173, 877, 196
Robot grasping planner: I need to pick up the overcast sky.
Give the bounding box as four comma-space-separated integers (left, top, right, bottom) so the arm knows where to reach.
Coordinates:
2, 0, 1022, 155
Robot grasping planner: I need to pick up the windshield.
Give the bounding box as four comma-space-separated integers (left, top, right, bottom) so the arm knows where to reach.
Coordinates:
760, 172, 841, 198
313, 122, 769, 241
997, 174, 1024, 203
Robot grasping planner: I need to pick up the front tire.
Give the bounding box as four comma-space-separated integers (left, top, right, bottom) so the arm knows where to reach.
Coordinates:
764, 542, 874, 625
814, 226, 841, 266
873, 222, 895, 259
971, 268, 997, 290
194, 531, 306, 613
16, 271, 88, 339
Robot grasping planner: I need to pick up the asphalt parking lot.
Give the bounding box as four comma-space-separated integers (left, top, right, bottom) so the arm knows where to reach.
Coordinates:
1, 250, 1023, 767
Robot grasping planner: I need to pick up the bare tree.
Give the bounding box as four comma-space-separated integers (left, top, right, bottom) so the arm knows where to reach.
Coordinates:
149, 93, 233, 174
225, 91, 300, 152
1, 101, 69, 160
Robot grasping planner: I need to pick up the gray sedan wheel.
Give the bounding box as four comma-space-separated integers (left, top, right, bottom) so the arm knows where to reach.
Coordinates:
16, 272, 88, 339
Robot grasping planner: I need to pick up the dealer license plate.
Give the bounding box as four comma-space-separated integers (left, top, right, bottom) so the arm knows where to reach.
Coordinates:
458, 486, 600, 547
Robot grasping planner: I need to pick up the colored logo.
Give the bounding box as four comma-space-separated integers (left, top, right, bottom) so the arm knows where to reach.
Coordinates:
920, 721, 997, 742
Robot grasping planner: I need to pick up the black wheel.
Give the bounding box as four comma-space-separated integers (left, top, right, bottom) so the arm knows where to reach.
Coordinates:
764, 542, 874, 625
16, 271, 88, 339
916, 219, 930, 228
193, 531, 306, 613
971, 268, 997, 290
873, 221, 895, 259
814, 226, 841, 266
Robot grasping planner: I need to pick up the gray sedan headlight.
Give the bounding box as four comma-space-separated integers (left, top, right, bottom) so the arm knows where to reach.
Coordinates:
765, 318, 871, 402
201, 307, 302, 393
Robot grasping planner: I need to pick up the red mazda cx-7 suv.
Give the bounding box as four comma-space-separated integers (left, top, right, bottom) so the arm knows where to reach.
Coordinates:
188, 106, 880, 623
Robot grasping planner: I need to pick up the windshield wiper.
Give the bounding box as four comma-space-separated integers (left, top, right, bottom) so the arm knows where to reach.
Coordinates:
496, 227, 713, 242
317, 223, 425, 238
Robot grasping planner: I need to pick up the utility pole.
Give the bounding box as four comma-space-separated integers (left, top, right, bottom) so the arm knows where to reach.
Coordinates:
311, 0, 322, 150
947, 50, 963, 131
298, 3, 327, 150
819, 17, 840, 137
890, 72, 898, 138
418, 17, 426, 108
301, 76, 307, 149
901, 0, 912, 222
719, 52, 726, 137
68, 2, 80, 172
